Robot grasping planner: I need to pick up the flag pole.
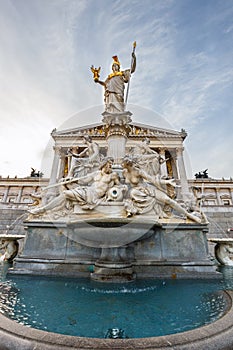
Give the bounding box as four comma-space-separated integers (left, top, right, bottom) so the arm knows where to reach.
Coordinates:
125, 41, 136, 107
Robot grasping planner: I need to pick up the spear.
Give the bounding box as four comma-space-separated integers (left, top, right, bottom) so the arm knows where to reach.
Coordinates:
41, 177, 80, 192
125, 41, 136, 107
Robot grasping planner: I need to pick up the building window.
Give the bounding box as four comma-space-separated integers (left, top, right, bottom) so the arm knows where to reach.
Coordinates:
23, 197, 33, 203
8, 196, 16, 203
222, 199, 231, 206
204, 199, 216, 206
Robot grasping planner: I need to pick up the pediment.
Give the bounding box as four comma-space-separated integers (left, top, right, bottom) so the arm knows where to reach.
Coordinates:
52, 122, 186, 140
129, 122, 187, 139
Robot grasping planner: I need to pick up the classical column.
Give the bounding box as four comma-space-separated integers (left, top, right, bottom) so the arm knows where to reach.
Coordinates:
216, 188, 221, 205
3, 186, 9, 202
158, 148, 167, 177
58, 149, 66, 180
169, 150, 179, 179
17, 186, 23, 203
176, 147, 191, 201
49, 146, 61, 185
67, 154, 72, 175
230, 189, 233, 205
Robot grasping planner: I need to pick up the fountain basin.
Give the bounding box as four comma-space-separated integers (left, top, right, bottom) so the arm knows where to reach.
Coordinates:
66, 217, 156, 248
0, 284, 232, 350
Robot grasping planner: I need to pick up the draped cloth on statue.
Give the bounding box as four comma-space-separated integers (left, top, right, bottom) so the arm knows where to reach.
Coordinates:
125, 184, 164, 218
104, 70, 131, 113
67, 186, 102, 210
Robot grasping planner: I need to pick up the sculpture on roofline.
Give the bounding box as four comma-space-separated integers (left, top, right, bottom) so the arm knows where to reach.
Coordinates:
30, 168, 43, 178
91, 42, 136, 113
195, 169, 208, 179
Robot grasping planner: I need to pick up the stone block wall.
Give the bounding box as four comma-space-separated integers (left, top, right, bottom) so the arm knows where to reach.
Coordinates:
0, 208, 27, 236
203, 209, 233, 238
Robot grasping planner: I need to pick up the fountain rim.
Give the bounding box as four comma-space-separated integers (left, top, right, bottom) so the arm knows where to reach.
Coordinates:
0, 290, 232, 350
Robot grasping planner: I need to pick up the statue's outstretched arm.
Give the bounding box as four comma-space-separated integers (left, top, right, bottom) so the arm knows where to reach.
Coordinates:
78, 147, 89, 157
74, 171, 97, 185
90, 65, 106, 86
95, 80, 106, 87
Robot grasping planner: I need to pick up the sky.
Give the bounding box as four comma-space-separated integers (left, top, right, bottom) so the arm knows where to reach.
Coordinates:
0, 0, 233, 179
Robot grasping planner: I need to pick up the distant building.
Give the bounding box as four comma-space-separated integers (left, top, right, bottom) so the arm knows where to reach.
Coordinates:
0, 177, 48, 209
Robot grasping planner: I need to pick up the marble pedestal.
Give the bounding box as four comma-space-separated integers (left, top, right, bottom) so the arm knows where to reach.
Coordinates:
91, 246, 136, 282
10, 218, 218, 281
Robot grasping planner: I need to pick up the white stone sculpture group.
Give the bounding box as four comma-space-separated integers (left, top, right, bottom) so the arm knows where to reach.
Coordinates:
29, 47, 206, 224
29, 137, 205, 224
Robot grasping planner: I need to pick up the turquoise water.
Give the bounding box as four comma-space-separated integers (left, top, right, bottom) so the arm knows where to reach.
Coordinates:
0, 266, 232, 338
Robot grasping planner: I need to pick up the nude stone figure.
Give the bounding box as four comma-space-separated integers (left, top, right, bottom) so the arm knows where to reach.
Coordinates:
30, 158, 120, 214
